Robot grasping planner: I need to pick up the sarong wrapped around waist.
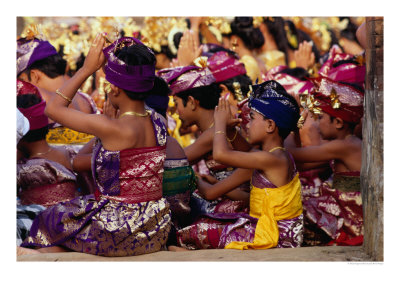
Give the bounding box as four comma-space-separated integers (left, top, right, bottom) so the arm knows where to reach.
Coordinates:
20, 181, 78, 207
225, 173, 303, 250
21, 194, 172, 257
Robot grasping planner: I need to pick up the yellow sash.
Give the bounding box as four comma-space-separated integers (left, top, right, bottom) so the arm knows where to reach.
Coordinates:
46, 127, 94, 145
225, 173, 303, 250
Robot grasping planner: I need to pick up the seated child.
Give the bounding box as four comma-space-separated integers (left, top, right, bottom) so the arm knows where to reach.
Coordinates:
287, 77, 364, 246
175, 80, 303, 250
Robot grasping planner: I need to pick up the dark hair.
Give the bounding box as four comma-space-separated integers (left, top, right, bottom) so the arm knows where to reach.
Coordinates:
284, 20, 321, 63
263, 17, 291, 64
145, 76, 171, 118
329, 115, 357, 131
23, 54, 67, 79
114, 43, 157, 101
339, 17, 359, 42
220, 74, 252, 100
278, 67, 309, 81
176, 82, 222, 110
201, 43, 238, 58
17, 94, 49, 142
230, 17, 265, 50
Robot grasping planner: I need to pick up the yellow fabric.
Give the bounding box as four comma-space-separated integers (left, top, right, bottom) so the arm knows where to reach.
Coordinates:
225, 173, 303, 250
46, 126, 94, 145
258, 50, 286, 70
240, 55, 262, 84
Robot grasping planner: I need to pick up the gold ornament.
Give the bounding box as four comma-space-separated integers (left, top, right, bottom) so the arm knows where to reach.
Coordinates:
330, 88, 341, 109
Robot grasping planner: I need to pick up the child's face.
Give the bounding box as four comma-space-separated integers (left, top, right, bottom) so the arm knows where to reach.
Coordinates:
173, 96, 194, 129
247, 110, 266, 144
317, 112, 336, 140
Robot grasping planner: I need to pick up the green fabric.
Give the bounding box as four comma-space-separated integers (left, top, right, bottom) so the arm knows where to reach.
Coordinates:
163, 166, 196, 196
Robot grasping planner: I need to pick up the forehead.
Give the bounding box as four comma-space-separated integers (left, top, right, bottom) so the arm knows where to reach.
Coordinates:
250, 109, 264, 119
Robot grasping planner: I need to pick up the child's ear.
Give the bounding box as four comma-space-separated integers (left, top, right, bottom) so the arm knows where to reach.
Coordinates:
110, 84, 120, 96
29, 70, 40, 84
265, 119, 276, 133
334, 117, 344, 129
219, 84, 229, 94
188, 96, 197, 111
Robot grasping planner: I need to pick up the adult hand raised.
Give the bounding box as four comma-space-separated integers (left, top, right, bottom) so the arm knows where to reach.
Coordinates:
177, 30, 203, 67
294, 41, 315, 70
82, 33, 107, 75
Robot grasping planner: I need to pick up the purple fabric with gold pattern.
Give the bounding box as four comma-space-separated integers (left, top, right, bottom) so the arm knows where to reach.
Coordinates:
102, 37, 156, 92
207, 51, 247, 82
21, 110, 171, 256
17, 157, 79, 207
17, 38, 58, 75
158, 65, 216, 95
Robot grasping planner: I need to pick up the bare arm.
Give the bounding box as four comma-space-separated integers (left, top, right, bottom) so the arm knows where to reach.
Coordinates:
72, 138, 96, 172
213, 97, 280, 170
45, 34, 117, 140
287, 139, 352, 163
184, 128, 213, 164
197, 167, 252, 200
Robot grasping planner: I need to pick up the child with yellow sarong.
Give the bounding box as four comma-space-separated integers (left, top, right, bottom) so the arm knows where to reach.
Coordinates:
175, 80, 303, 250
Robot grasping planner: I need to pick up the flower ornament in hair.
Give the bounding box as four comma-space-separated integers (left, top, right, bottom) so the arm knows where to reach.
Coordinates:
299, 92, 322, 120
233, 82, 245, 102
193, 56, 208, 68
330, 88, 341, 109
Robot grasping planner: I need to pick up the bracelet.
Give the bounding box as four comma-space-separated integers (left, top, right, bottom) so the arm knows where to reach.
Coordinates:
55, 89, 72, 104
227, 128, 238, 142
215, 130, 226, 136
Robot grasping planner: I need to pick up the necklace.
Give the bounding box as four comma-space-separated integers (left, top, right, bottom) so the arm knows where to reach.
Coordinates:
119, 110, 150, 118
209, 122, 214, 129
269, 146, 285, 153
31, 147, 52, 157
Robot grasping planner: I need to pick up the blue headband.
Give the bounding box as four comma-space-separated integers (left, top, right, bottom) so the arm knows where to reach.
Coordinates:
248, 85, 298, 130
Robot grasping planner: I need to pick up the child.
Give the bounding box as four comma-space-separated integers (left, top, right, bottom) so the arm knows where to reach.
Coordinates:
176, 80, 303, 250
17, 36, 98, 146
17, 80, 79, 207
159, 65, 251, 216
287, 77, 364, 245
20, 35, 171, 257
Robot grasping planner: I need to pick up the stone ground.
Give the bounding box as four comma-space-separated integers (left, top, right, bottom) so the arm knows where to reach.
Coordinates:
17, 245, 372, 262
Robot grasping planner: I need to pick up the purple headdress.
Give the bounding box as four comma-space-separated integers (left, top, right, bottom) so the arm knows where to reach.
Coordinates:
103, 37, 156, 92
17, 38, 58, 75
157, 65, 216, 95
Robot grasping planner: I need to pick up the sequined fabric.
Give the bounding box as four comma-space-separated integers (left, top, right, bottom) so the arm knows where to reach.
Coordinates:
46, 91, 97, 145
301, 171, 363, 246
17, 157, 79, 207
23, 195, 171, 256
22, 110, 172, 256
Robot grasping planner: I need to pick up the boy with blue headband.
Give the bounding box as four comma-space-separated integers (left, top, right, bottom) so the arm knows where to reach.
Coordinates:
212, 80, 303, 249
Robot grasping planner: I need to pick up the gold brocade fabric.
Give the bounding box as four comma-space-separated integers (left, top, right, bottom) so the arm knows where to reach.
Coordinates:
46, 126, 95, 145
240, 55, 262, 84
225, 173, 303, 250
258, 50, 286, 71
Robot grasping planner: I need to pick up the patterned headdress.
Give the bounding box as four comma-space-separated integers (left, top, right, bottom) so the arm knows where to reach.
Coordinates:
17, 37, 58, 75
207, 51, 247, 83
311, 77, 364, 123
102, 37, 156, 93
248, 80, 299, 131
17, 80, 48, 130
158, 65, 216, 95
318, 45, 366, 88
263, 65, 314, 96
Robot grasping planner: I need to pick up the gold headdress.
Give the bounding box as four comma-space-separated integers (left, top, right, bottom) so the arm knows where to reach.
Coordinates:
141, 17, 187, 54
